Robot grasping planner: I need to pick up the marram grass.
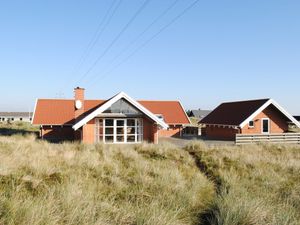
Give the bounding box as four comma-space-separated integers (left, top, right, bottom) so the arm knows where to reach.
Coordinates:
0, 135, 214, 225
186, 141, 300, 225
1, 129, 299, 225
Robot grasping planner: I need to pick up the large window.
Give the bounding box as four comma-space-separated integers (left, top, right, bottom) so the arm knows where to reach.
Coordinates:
103, 99, 142, 115
95, 118, 143, 143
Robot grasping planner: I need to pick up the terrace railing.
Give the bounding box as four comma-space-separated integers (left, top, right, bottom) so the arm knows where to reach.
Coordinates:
236, 133, 300, 145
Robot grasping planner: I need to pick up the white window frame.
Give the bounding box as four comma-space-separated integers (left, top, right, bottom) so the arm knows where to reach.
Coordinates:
261, 118, 270, 134
95, 118, 143, 144
248, 120, 254, 128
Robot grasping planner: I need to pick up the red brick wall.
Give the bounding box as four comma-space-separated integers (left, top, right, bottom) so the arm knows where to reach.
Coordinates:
143, 117, 155, 142
41, 117, 182, 144
74, 88, 85, 120
205, 125, 239, 140
41, 126, 74, 142
241, 105, 288, 134
143, 119, 182, 142
82, 119, 95, 144
76, 117, 159, 143
204, 105, 289, 140
158, 125, 182, 137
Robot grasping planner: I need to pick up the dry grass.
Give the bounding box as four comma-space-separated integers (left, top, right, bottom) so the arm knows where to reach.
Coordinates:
1, 122, 299, 225
0, 134, 215, 225
186, 142, 300, 225
0, 122, 39, 136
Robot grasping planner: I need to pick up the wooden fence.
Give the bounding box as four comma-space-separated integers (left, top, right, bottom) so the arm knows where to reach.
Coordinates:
236, 133, 300, 145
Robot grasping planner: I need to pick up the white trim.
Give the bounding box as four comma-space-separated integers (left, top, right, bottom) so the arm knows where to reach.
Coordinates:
31, 99, 38, 125
34, 124, 73, 126
95, 118, 143, 144
261, 118, 270, 134
73, 92, 169, 130
248, 120, 254, 128
239, 99, 300, 129
178, 101, 192, 125
200, 123, 239, 128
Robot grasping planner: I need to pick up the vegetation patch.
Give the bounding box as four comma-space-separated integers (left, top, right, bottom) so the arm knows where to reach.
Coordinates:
185, 142, 300, 225
0, 135, 215, 225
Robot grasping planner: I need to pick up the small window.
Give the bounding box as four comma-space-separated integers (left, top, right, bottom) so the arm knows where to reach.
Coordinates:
20, 118, 23, 121
249, 120, 254, 128
156, 114, 165, 122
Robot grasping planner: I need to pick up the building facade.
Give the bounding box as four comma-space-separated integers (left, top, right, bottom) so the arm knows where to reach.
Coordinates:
0, 112, 33, 122
200, 99, 300, 140
32, 88, 190, 144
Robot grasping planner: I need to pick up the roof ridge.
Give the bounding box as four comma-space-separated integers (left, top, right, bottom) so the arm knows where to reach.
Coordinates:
221, 98, 271, 104
37, 99, 182, 102
138, 100, 180, 102
37, 99, 106, 101
38, 98, 73, 101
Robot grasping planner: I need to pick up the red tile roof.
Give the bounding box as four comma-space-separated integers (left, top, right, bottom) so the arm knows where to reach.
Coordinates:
200, 99, 270, 126
138, 101, 190, 124
33, 99, 190, 125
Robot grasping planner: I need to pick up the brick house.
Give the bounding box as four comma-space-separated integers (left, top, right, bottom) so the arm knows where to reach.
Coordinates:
200, 99, 300, 140
32, 88, 190, 144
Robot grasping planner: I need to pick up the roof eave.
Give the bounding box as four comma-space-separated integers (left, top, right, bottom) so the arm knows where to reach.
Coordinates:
239, 99, 300, 129
72, 92, 169, 131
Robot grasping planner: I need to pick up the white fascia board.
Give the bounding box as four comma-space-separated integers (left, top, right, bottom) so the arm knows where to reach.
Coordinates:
122, 92, 169, 129
73, 92, 169, 130
239, 99, 300, 129
239, 99, 272, 128
178, 101, 192, 125
271, 99, 300, 128
31, 99, 38, 125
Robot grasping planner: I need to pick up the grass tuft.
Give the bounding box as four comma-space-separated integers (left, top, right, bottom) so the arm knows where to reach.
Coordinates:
0, 135, 214, 225
185, 142, 300, 225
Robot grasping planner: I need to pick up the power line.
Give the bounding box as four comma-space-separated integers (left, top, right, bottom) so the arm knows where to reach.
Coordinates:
74, 0, 122, 76
87, 0, 200, 89
71, 0, 119, 75
97, 0, 180, 75
61, 0, 122, 91
75, 0, 151, 86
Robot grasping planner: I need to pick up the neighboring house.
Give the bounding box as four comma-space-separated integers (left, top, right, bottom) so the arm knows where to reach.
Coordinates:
200, 99, 300, 140
0, 112, 33, 122
185, 110, 211, 136
188, 109, 211, 120
32, 88, 190, 144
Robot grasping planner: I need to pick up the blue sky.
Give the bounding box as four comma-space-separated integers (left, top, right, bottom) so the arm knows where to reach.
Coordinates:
0, 0, 299, 114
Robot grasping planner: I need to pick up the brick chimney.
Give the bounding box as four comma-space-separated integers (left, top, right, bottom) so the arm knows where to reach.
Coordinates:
74, 87, 85, 120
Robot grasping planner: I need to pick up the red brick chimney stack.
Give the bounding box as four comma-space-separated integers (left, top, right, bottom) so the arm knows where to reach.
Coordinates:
74, 87, 85, 119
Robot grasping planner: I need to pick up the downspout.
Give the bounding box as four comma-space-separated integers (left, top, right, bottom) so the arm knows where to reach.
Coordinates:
40, 125, 44, 140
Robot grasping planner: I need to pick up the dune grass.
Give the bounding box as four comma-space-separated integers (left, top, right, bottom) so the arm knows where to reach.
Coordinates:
0, 121, 39, 136
186, 142, 300, 225
1, 122, 299, 225
0, 134, 215, 225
